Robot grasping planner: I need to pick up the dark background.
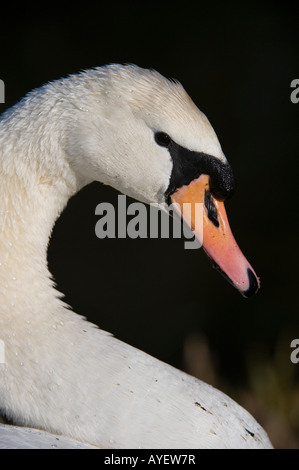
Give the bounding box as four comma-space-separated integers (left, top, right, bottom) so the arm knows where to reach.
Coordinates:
1, 1, 298, 448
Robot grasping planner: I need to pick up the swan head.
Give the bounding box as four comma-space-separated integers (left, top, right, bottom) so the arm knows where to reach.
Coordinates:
65, 64, 259, 297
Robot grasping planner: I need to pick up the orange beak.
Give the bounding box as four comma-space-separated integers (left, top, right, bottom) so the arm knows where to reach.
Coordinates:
170, 174, 260, 297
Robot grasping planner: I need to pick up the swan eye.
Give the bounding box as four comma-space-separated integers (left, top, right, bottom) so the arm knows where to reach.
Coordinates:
155, 132, 171, 148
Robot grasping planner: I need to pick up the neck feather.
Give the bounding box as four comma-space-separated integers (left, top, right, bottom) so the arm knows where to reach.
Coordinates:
0, 98, 82, 324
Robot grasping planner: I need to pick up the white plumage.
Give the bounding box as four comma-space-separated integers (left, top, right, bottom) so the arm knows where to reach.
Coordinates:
0, 64, 272, 448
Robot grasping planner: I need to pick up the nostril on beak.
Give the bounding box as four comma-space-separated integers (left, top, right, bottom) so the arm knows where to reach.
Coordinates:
204, 190, 219, 228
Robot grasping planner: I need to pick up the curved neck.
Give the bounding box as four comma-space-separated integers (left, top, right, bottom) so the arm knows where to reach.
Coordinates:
0, 171, 74, 328
0, 102, 85, 325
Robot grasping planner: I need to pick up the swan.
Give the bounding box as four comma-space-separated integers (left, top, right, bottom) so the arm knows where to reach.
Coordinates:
0, 64, 273, 449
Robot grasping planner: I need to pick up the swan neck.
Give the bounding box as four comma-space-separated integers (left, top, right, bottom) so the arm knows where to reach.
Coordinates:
0, 108, 82, 324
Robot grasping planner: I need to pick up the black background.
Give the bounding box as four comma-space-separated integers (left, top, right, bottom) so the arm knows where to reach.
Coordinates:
1, 1, 299, 448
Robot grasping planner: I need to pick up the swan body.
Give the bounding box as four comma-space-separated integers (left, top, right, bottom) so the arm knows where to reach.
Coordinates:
0, 65, 272, 448
0, 424, 96, 449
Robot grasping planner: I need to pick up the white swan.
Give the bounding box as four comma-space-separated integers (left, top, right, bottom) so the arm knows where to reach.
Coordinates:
0, 64, 272, 449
